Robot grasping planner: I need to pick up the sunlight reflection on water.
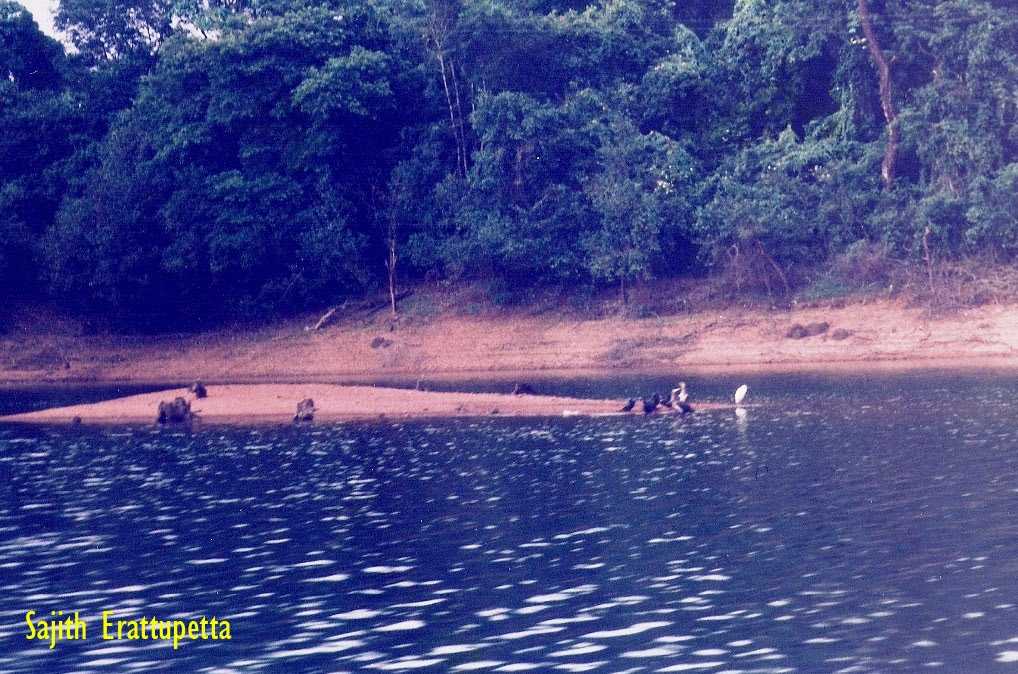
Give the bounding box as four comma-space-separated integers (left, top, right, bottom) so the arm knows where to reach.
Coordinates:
1, 373, 1018, 672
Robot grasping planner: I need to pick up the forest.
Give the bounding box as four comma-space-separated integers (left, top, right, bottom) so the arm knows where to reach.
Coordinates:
1, 0, 1016, 328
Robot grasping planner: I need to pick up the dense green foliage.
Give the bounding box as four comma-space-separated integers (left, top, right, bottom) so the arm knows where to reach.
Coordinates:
1, 0, 1016, 325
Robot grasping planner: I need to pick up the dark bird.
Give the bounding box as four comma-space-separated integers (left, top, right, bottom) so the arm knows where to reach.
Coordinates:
620, 398, 637, 412
190, 381, 208, 399
642, 393, 661, 415
659, 394, 674, 409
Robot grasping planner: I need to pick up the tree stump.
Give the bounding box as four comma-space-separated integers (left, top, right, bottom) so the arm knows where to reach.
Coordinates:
294, 398, 316, 423
157, 397, 193, 423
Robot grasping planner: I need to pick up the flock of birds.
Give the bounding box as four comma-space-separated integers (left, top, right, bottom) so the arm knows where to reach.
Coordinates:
620, 382, 749, 416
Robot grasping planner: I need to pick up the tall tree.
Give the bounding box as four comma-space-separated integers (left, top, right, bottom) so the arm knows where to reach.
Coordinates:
0, 2, 81, 303
0, 1, 62, 88
46, 2, 409, 325
857, 0, 898, 189
56, 0, 176, 63
418, 0, 470, 177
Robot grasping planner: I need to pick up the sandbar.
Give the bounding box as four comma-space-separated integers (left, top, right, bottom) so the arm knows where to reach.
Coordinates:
0, 384, 736, 425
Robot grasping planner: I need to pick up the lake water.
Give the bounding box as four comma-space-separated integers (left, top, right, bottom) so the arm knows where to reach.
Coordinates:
2, 373, 1018, 673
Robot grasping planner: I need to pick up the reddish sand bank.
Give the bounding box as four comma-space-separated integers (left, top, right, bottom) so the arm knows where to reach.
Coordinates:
3, 294, 1018, 386
0, 384, 736, 425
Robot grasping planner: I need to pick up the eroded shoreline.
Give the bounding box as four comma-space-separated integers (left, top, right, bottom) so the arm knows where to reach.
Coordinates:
5, 298, 1018, 387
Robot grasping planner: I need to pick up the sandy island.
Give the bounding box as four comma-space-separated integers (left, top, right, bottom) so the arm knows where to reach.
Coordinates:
0, 384, 738, 425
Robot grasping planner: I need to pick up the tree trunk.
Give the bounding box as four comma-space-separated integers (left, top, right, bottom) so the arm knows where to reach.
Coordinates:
436, 52, 467, 178
858, 0, 899, 189
922, 226, 937, 302
449, 59, 470, 166
386, 235, 398, 318
514, 145, 526, 200
755, 240, 791, 295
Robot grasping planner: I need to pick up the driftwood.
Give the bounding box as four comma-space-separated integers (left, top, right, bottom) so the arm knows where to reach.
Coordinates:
309, 307, 338, 331
306, 290, 415, 331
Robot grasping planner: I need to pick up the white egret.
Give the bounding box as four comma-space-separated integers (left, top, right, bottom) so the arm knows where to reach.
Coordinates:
734, 384, 749, 406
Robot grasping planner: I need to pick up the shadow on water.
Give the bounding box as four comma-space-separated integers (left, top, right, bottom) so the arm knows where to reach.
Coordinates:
0, 384, 166, 416
2, 373, 1018, 672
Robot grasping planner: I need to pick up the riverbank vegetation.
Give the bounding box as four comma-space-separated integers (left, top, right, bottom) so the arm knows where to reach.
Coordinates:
2, 0, 1016, 330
